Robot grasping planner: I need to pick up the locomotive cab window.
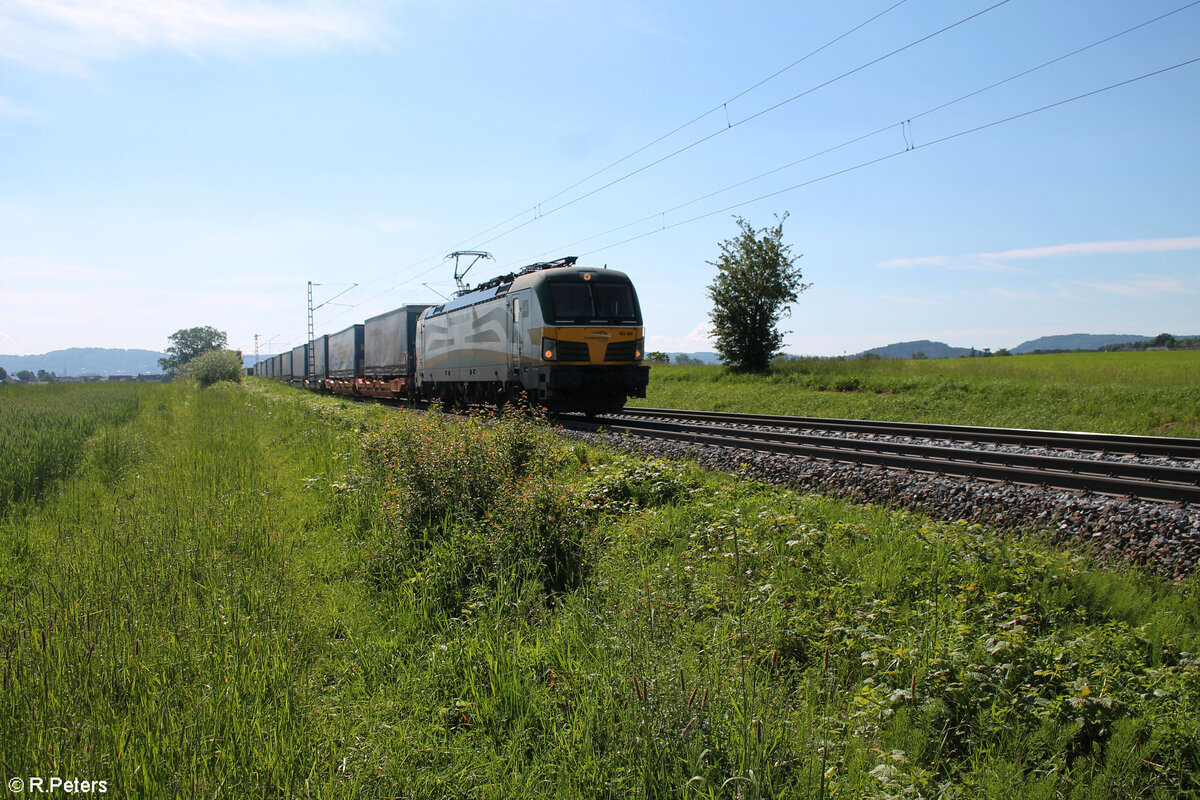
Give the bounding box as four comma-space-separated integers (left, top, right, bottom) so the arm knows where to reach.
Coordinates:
548, 279, 640, 324
549, 283, 592, 320
592, 283, 638, 319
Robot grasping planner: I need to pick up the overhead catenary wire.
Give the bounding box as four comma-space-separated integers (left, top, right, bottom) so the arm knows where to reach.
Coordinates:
316, 0, 938, 319
318, 0, 1010, 340
460, 0, 1015, 255
529, 0, 913, 211
512, 0, 1200, 265
313, 2, 1196, 338
321, 3, 1049, 345
568, 55, 1200, 259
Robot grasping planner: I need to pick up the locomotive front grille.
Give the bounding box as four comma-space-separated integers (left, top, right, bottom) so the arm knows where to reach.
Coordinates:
604, 341, 637, 361
557, 341, 591, 361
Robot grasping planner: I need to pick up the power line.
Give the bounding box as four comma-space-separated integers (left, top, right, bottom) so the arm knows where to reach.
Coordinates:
511, 2, 1200, 266
325, 1, 1023, 329
532, 0, 913, 211
571, 55, 1200, 258
910, 0, 1200, 125
326, 0, 919, 307
316, 2, 1195, 333
462, 0, 1014, 255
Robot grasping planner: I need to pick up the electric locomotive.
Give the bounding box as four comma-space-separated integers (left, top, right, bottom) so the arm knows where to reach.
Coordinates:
416, 257, 649, 414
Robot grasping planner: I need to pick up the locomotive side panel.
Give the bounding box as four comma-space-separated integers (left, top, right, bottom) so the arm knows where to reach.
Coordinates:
417, 300, 511, 379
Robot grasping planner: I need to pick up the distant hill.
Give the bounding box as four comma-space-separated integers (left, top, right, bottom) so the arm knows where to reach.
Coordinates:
667, 351, 721, 365
858, 340, 970, 360
1010, 334, 1153, 354
0, 348, 165, 377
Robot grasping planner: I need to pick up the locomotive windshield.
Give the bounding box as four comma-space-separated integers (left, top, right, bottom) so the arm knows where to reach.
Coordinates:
548, 278, 641, 324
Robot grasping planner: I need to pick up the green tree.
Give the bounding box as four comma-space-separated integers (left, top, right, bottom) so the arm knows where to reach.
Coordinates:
645, 351, 670, 364
15, 370, 35, 382
159, 326, 228, 377
0, 366, 7, 381
188, 350, 245, 388
36, 369, 57, 383
706, 214, 809, 372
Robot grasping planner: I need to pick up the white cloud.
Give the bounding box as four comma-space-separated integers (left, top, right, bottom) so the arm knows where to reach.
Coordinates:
876, 255, 957, 270
1072, 275, 1194, 298
975, 237, 1200, 261
876, 254, 1029, 273
0, 0, 388, 73
647, 322, 712, 352
878, 236, 1200, 271
0, 96, 41, 118
0, 256, 131, 282
199, 272, 303, 290
375, 217, 457, 235
986, 288, 1042, 301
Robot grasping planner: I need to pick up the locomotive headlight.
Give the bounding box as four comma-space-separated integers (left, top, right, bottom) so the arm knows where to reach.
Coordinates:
542, 337, 557, 361
634, 338, 644, 360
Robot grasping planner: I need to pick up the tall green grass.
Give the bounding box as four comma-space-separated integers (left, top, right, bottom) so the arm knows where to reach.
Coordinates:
0, 382, 159, 513
637, 350, 1200, 436
0, 382, 387, 796
1, 381, 1196, 797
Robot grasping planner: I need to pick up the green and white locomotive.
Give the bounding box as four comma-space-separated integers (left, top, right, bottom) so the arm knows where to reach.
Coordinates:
416, 257, 649, 414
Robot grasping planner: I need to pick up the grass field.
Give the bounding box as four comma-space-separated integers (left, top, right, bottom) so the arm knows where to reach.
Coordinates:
0, 382, 157, 513
634, 350, 1200, 437
0, 379, 1197, 798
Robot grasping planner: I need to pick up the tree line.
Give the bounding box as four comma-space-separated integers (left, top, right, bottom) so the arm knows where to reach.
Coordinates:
0, 368, 58, 383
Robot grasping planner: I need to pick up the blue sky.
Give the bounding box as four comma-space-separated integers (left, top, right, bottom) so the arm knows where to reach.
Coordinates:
2, 0, 1198, 359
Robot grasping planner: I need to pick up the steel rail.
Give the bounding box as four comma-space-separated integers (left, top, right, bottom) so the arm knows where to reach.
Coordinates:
564, 415, 1200, 505
614, 407, 1200, 459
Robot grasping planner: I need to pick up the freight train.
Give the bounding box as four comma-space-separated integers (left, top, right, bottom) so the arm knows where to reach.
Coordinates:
254, 257, 650, 414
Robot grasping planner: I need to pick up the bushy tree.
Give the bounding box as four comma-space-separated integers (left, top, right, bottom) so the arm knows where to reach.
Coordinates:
707, 214, 809, 372
15, 370, 35, 382
159, 326, 227, 377
0, 366, 7, 381
645, 351, 670, 364
1153, 332, 1177, 348
188, 349, 244, 388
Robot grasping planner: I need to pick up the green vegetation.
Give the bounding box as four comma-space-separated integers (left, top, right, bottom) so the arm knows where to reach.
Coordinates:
0, 382, 157, 512
635, 350, 1200, 436
158, 324, 229, 377
1101, 333, 1200, 352
707, 215, 809, 372
1, 381, 1197, 797
187, 348, 245, 387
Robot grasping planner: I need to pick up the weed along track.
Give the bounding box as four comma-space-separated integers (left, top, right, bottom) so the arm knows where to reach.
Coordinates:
4, 380, 1200, 797
560, 408, 1200, 577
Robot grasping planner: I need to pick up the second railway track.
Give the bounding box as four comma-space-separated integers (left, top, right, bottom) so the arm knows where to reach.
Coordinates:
561, 407, 1200, 505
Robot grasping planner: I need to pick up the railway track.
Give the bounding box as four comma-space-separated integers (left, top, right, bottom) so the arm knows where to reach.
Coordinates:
560, 407, 1200, 505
